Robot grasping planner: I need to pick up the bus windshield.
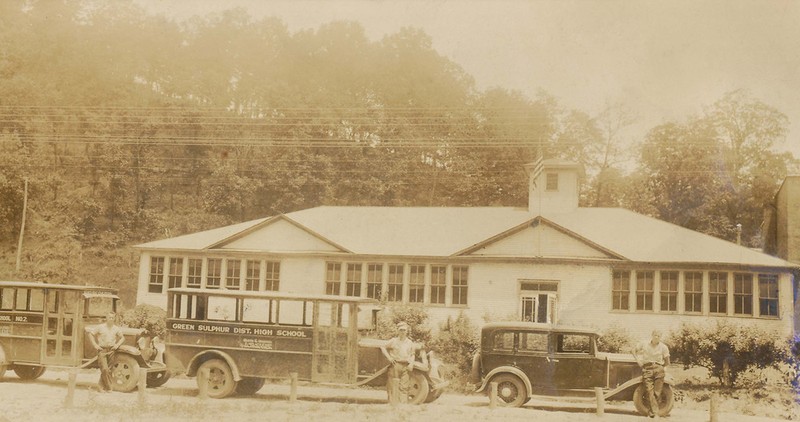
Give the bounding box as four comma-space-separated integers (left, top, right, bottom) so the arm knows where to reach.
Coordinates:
85, 295, 117, 317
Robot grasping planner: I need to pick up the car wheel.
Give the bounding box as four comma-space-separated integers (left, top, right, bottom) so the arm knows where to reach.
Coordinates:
13, 365, 46, 380
146, 369, 171, 388
424, 387, 443, 403
110, 354, 141, 392
197, 359, 237, 399
407, 371, 430, 405
633, 384, 674, 417
235, 377, 265, 395
491, 374, 528, 407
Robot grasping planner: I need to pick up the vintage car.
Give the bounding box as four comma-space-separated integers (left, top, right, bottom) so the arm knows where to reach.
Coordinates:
470, 322, 674, 417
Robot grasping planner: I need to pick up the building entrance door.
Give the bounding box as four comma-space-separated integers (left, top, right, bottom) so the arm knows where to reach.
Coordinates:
519, 280, 558, 324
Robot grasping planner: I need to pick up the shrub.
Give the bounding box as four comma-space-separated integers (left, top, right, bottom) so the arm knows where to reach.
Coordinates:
121, 304, 167, 338
428, 312, 480, 376
783, 334, 800, 401
668, 321, 783, 387
597, 324, 634, 353
374, 305, 431, 345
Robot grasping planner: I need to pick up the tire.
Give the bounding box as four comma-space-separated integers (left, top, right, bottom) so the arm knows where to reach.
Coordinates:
13, 365, 46, 380
109, 353, 141, 392
633, 383, 674, 417
424, 387, 443, 403
491, 374, 528, 407
197, 359, 237, 399
235, 377, 265, 395
407, 371, 430, 405
146, 369, 171, 388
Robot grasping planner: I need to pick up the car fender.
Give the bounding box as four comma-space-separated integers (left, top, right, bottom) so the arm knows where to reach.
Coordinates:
604, 373, 675, 401
475, 366, 532, 397
185, 350, 242, 381
115, 344, 150, 366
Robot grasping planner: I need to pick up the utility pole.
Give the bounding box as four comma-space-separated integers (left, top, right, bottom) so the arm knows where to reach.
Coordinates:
15, 178, 28, 272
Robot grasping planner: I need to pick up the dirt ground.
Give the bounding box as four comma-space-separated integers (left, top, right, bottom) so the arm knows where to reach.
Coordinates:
0, 368, 797, 422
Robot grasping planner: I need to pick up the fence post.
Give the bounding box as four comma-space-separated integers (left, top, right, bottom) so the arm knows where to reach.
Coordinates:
197, 367, 209, 400
595, 387, 604, 417
64, 368, 78, 408
289, 372, 298, 403
137, 368, 147, 406
710, 392, 719, 422
488, 381, 498, 409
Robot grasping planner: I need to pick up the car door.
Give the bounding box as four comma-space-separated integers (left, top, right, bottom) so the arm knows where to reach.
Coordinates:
551, 332, 604, 391
515, 330, 555, 394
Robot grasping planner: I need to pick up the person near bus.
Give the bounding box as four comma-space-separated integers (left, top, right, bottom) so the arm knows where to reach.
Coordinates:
381, 321, 418, 403
634, 329, 671, 418
89, 312, 125, 392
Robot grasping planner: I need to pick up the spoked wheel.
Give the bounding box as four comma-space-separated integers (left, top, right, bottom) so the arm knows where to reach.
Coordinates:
13, 365, 46, 380
197, 359, 237, 399
491, 374, 528, 407
235, 377, 265, 395
633, 384, 674, 417
110, 354, 141, 392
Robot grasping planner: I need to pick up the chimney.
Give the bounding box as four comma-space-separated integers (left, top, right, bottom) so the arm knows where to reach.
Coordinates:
524, 159, 582, 215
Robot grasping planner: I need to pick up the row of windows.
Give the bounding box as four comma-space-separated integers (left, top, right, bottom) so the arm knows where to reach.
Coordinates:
325, 262, 468, 306
149, 257, 280, 293
0, 287, 44, 312
611, 270, 779, 317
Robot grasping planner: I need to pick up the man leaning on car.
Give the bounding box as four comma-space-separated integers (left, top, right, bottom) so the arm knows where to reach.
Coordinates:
635, 330, 671, 418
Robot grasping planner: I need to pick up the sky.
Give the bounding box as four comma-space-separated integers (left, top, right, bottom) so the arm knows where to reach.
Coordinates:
135, 0, 800, 160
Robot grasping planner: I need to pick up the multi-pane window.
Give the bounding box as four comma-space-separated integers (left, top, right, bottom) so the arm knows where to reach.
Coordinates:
226, 259, 241, 289
546, 173, 558, 191
346, 263, 362, 297
733, 273, 753, 315
409, 265, 425, 303
206, 258, 222, 289
387, 264, 404, 302
684, 272, 702, 313
612, 270, 630, 310
148, 257, 165, 293
245, 260, 260, 291
636, 271, 654, 311
660, 271, 678, 312
430, 265, 446, 305
187, 258, 202, 288
265, 261, 280, 291
709, 272, 727, 314
168, 258, 183, 289
452, 266, 468, 305
759, 274, 779, 317
326, 262, 341, 295
366, 264, 382, 300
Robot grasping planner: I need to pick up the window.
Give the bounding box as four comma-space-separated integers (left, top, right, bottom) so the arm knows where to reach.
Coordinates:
612, 270, 630, 310
430, 265, 446, 305
148, 256, 165, 293
759, 274, 779, 317
168, 258, 183, 289
225, 259, 241, 289
733, 273, 753, 315
346, 263, 362, 297
207, 296, 237, 321
493, 331, 515, 351
29, 289, 43, 312
15, 289, 28, 311
452, 266, 468, 305
326, 262, 341, 295
206, 259, 222, 289
245, 260, 260, 291
187, 258, 202, 288
546, 173, 558, 191
366, 264, 382, 300
557, 334, 590, 354
242, 298, 271, 323
709, 272, 727, 314
519, 332, 548, 352
409, 265, 425, 303
684, 271, 702, 313
387, 264, 404, 302
265, 261, 280, 291
660, 271, 678, 312
636, 271, 654, 311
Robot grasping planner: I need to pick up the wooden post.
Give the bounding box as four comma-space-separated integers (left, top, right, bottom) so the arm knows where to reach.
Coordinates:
489, 381, 498, 409
15, 178, 28, 272
289, 372, 298, 403
710, 392, 719, 422
137, 368, 147, 406
388, 377, 400, 406
197, 367, 209, 399
64, 368, 77, 408
595, 387, 604, 417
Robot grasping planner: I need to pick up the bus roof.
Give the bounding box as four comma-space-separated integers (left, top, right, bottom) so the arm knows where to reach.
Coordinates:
0, 280, 117, 293
167, 287, 380, 304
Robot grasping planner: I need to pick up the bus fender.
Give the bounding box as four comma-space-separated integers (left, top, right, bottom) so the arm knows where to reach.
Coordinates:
186, 350, 242, 381
475, 366, 532, 397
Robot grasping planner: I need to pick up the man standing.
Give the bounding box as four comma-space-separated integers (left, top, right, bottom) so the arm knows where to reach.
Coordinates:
381, 322, 417, 403
89, 312, 125, 392
635, 330, 670, 418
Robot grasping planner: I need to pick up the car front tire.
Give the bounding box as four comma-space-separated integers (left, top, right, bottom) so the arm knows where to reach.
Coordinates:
110, 354, 141, 392
633, 383, 674, 417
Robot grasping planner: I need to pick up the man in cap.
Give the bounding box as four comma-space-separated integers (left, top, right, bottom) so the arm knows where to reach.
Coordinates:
635, 329, 670, 418
381, 321, 417, 403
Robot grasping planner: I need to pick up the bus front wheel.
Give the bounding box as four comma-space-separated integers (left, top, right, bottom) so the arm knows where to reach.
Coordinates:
197, 359, 237, 399
13, 365, 46, 380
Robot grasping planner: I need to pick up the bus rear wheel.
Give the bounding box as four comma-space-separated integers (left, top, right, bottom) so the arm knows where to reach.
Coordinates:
197, 359, 237, 399
13, 365, 46, 380
110, 354, 140, 392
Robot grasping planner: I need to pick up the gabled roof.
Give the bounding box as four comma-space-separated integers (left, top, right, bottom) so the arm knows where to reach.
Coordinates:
134, 206, 798, 269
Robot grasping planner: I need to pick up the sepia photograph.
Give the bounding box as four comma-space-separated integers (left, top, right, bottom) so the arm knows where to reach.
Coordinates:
0, 0, 799, 420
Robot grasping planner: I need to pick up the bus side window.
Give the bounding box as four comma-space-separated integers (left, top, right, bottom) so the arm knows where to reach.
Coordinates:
195, 296, 206, 320
0, 288, 14, 310
29, 289, 44, 312
242, 298, 270, 323
15, 289, 29, 311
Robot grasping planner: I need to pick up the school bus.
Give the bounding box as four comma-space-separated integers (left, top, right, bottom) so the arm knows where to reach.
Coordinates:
0, 281, 169, 391
164, 288, 447, 403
